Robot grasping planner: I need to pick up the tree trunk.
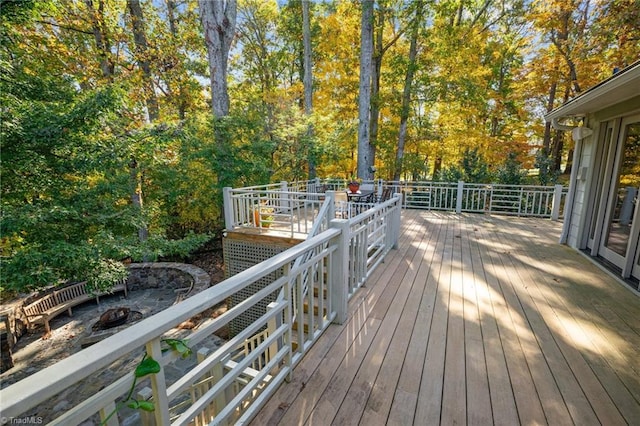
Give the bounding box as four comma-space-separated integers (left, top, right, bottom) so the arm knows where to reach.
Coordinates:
542, 80, 557, 155
394, 0, 423, 182
166, 0, 186, 120
127, 0, 159, 122
433, 156, 442, 179
357, 0, 374, 180
199, 0, 237, 118
564, 147, 574, 175
129, 157, 148, 243
85, 0, 114, 80
369, 6, 384, 171
302, 0, 316, 179
551, 86, 571, 172
552, 129, 564, 172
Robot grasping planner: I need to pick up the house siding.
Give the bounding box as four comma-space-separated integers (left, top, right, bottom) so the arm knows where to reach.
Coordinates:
567, 135, 593, 248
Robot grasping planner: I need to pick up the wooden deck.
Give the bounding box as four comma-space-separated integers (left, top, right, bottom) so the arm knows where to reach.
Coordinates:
252, 210, 640, 426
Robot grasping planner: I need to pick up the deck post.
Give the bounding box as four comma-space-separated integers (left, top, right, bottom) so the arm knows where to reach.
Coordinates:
136, 387, 154, 426
266, 301, 279, 363
279, 181, 291, 213
456, 181, 464, 213
551, 184, 563, 220
390, 195, 402, 249
326, 191, 336, 219
329, 219, 349, 324
146, 338, 171, 425
223, 187, 234, 230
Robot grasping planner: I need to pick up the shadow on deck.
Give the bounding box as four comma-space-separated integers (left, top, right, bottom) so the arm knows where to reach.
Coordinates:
253, 210, 640, 425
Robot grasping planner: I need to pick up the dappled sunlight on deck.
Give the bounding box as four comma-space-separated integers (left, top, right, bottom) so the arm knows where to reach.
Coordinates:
254, 210, 640, 426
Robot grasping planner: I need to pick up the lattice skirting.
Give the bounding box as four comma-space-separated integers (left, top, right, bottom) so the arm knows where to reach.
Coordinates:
223, 232, 303, 337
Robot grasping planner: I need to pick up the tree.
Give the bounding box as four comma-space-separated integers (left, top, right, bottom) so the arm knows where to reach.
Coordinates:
302, 0, 316, 179
127, 0, 159, 122
85, 0, 115, 81
199, 0, 237, 118
357, 0, 374, 180
369, 1, 405, 175
394, 0, 424, 181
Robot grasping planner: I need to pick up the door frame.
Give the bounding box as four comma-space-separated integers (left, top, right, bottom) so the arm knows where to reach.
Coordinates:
595, 113, 640, 278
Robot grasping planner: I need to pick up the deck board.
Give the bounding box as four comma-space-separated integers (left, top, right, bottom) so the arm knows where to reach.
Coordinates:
252, 210, 640, 426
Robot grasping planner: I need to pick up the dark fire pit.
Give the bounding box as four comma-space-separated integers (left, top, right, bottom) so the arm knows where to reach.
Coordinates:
98, 307, 131, 329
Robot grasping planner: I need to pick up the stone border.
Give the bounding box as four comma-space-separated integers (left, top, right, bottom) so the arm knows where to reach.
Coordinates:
126, 262, 211, 296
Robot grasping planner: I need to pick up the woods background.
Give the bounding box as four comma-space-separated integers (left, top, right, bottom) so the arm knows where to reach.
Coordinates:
1, 0, 638, 293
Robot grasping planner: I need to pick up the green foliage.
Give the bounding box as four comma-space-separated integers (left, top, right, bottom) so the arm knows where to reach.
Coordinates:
436, 164, 464, 182
496, 151, 527, 185
436, 148, 493, 183
162, 338, 193, 359
534, 149, 559, 185
0, 83, 214, 294
86, 259, 129, 294
117, 232, 213, 263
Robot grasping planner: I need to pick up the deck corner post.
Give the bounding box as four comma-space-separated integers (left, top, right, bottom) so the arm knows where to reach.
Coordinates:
223, 187, 234, 230
329, 219, 349, 324
391, 197, 401, 249
456, 181, 464, 214
280, 181, 290, 212
551, 184, 563, 220
326, 191, 336, 219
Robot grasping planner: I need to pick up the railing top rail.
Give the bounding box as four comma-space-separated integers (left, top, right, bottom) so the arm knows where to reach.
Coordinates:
230, 180, 567, 191
228, 189, 320, 196
231, 182, 284, 191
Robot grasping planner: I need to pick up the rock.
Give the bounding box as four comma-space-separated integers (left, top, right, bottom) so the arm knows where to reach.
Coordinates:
53, 400, 71, 412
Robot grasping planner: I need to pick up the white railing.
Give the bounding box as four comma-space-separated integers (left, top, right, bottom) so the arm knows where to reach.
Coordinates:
0, 196, 402, 426
345, 196, 401, 296
223, 185, 326, 237
224, 180, 567, 232
388, 181, 567, 219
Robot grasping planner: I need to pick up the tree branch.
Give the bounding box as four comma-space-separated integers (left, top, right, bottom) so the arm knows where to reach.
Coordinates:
35, 20, 94, 35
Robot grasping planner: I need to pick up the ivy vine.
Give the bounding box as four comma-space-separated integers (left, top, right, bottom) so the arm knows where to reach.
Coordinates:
100, 338, 192, 425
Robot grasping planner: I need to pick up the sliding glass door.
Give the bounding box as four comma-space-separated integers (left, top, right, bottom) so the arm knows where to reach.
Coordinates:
598, 114, 640, 281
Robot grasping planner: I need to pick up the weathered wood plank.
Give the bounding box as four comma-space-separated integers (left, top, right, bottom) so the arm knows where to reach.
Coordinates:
460, 218, 493, 425
487, 216, 585, 425
324, 215, 428, 424
386, 214, 447, 425
252, 210, 423, 426
346, 210, 440, 425
441, 217, 467, 426
415, 215, 455, 424
474, 217, 547, 424
503, 217, 638, 424
467, 216, 520, 426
